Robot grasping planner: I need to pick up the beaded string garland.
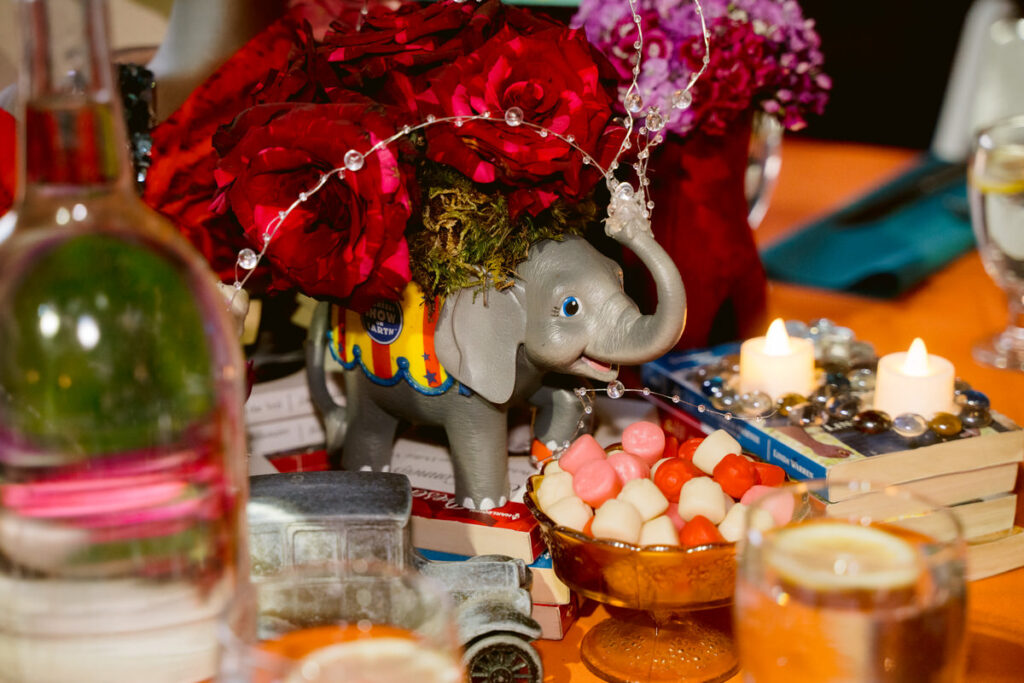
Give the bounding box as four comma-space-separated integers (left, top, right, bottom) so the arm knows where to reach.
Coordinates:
228, 0, 710, 299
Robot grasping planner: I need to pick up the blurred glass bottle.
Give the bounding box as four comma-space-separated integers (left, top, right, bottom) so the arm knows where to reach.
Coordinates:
0, 1, 248, 681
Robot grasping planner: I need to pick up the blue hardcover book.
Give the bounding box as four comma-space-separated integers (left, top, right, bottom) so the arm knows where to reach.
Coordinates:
642, 345, 1022, 503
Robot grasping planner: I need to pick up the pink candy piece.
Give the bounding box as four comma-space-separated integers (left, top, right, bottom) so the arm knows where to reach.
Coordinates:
741, 485, 795, 526
606, 451, 650, 485
664, 504, 686, 532
572, 459, 622, 509
559, 434, 606, 475
621, 421, 665, 466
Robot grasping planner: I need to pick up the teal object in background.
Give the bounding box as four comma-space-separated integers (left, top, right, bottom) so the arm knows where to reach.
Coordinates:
760, 156, 975, 298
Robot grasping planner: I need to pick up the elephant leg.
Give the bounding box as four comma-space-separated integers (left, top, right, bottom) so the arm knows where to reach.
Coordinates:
529, 383, 589, 453
341, 376, 400, 472
444, 400, 510, 511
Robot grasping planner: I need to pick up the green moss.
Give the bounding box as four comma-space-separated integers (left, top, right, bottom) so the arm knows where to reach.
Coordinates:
408, 162, 599, 302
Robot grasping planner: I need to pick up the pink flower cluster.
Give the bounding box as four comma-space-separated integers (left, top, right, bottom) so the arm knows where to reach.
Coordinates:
573, 0, 831, 137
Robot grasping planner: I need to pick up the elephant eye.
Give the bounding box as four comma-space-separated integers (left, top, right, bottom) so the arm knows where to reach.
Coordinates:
560, 296, 580, 317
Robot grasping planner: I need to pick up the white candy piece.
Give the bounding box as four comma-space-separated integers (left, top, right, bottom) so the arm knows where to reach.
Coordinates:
678, 476, 727, 524
692, 429, 742, 475
718, 503, 775, 542
722, 489, 736, 515
591, 499, 643, 544
617, 478, 669, 521
545, 495, 593, 532
543, 459, 564, 475
639, 515, 679, 546
537, 472, 575, 511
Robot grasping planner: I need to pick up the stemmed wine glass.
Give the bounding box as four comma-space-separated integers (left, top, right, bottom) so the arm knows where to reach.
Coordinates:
968, 114, 1024, 371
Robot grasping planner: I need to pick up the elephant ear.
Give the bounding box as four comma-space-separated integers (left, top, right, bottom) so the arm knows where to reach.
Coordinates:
435, 285, 526, 405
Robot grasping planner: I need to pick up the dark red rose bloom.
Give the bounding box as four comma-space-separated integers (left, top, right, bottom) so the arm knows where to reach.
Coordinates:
324, 0, 500, 88
0, 108, 14, 215
416, 24, 622, 217
212, 102, 414, 309
143, 15, 303, 283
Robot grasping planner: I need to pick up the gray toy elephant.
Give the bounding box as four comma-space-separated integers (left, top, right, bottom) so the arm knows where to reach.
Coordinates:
306, 191, 685, 510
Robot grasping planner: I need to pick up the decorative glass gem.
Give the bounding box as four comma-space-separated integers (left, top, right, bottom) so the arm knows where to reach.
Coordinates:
454, 118, 465, 128
697, 404, 707, 414
953, 378, 972, 396
928, 412, 962, 437
606, 380, 625, 399
584, 405, 593, 415
955, 389, 990, 409
402, 125, 412, 135
849, 340, 877, 368
236, 248, 259, 271
825, 395, 861, 421
481, 111, 491, 118
848, 367, 876, 392
959, 405, 992, 429
344, 149, 365, 172
892, 413, 929, 438
625, 92, 644, 114
784, 320, 810, 339
825, 372, 851, 391
776, 393, 807, 417
787, 403, 823, 428
671, 89, 693, 110
574, 387, 587, 397
614, 182, 636, 201
426, 114, 436, 123
565, 134, 575, 144
538, 129, 549, 138
701, 376, 725, 398
852, 410, 892, 435
721, 354, 741, 374
739, 391, 773, 417
807, 318, 836, 339
711, 388, 740, 411
645, 108, 666, 132
809, 384, 836, 407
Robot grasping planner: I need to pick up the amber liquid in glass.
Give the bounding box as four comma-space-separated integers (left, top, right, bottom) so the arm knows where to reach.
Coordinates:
735, 520, 966, 683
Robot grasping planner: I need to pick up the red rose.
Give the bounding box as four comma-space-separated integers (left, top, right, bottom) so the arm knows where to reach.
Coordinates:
143, 15, 302, 282
212, 102, 414, 308
0, 108, 14, 215
416, 25, 622, 217
324, 0, 500, 90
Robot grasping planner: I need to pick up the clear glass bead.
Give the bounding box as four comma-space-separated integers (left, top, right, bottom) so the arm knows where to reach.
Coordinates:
614, 182, 635, 201
892, 413, 929, 438
645, 108, 666, 132
739, 391, 773, 417
236, 248, 259, 271
606, 380, 625, 399
671, 89, 693, 110
344, 149, 365, 172
625, 92, 643, 114
848, 367, 876, 392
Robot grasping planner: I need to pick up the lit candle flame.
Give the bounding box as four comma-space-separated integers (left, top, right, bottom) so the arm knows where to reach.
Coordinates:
763, 318, 792, 355
901, 337, 931, 377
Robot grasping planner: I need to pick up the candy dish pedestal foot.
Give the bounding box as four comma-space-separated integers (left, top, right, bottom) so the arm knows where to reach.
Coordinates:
581, 606, 737, 683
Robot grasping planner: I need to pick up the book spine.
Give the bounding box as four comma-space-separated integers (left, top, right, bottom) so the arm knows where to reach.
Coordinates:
642, 360, 827, 480
531, 596, 579, 641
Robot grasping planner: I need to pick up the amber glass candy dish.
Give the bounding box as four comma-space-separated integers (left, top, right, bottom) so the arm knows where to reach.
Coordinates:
524, 476, 737, 683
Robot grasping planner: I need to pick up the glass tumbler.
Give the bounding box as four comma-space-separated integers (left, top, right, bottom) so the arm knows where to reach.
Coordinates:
735, 480, 967, 683
218, 560, 463, 683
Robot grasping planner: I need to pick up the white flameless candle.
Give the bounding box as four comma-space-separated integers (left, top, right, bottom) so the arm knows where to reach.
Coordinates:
739, 318, 816, 399
874, 338, 956, 419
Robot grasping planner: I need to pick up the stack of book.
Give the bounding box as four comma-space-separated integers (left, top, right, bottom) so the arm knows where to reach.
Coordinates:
643, 344, 1024, 581
245, 372, 577, 639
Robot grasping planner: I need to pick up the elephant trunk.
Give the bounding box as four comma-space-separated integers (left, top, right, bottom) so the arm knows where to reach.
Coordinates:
590, 227, 686, 364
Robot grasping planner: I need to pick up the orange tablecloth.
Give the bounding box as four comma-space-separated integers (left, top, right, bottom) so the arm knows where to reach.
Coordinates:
534, 138, 1024, 682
